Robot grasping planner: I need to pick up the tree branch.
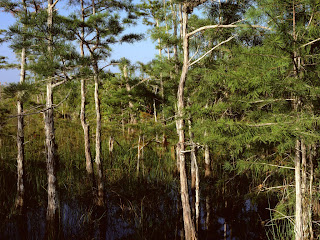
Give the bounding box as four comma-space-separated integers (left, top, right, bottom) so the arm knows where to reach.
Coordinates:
300, 37, 320, 48
252, 162, 295, 170
187, 24, 271, 38
7, 90, 71, 118
52, 0, 59, 8
189, 35, 236, 67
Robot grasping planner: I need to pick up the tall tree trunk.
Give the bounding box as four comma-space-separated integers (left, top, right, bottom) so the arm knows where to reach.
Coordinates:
124, 65, 135, 136
295, 139, 303, 240
136, 135, 145, 177
90, 0, 104, 207
176, 6, 197, 240
293, 4, 302, 239
109, 136, 114, 168
93, 61, 104, 206
204, 142, 211, 177
309, 143, 315, 240
188, 112, 199, 230
80, 0, 94, 178
15, 0, 27, 213
45, 0, 59, 230
301, 140, 309, 239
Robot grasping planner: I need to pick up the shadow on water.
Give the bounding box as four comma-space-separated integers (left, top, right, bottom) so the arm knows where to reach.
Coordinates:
0, 158, 272, 240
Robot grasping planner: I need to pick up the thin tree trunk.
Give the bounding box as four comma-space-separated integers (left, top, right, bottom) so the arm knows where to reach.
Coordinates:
176, 6, 197, 240
109, 136, 114, 168
80, 0, 94, 178
295, 139, 303, 240
301, 140, 309, 239
142, 135, 145, 176
16, 98, 25, 212
93, 61, 104, 206
204, 142, 211, 177
179, 4, 183, 39
15, 0, 27, 212
45, 0, 59, 230
293, 4, 302, 239
124, 65, 135, 136
309, 144, 315, 240
90, 0, 104, 207
137, 135, 141, 177
188, 113, 199, 230
176, 140, 181, 173
204, 102, 210, 178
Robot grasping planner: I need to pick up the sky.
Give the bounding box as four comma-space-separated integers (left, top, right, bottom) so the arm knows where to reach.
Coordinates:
0, 1, 158, 84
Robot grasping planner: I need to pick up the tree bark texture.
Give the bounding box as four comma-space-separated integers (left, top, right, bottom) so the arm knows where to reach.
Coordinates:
176, 6, 197, 240
16, 99, 25, 212
45, 0, 59, 228
204, 142, 211, 177
16, 0, 27, 210
295, 139, 303, 240
301, 140, 309, 239
94, 62, 104, 206
188, 114, 199, 230
137, 135, 141, 177
109, 136, 114, 167
80, 0, 94, 178
90, 0, 104, 207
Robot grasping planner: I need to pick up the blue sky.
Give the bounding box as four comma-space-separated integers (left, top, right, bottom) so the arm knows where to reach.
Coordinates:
0, 1, 158, 84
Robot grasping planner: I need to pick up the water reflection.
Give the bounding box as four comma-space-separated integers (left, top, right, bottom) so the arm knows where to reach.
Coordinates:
0, 165, 271, 239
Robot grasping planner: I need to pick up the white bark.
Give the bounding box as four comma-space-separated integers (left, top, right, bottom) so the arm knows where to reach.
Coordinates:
295, 139, 303, 240
45, 0, 59, 227
176, 6, 196, 240
16, 0, 27, 212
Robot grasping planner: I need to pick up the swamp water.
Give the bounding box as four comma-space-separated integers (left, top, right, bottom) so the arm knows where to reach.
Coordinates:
0, 155, 273, 240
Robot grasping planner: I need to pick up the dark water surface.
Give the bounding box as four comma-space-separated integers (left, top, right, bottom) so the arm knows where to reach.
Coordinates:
0, 160, 271, 240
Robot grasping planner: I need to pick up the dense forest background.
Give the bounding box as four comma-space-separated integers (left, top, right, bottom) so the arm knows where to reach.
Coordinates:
0, 0, 320, 239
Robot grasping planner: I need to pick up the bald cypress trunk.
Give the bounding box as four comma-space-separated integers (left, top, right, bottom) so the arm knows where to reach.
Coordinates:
93, 61, 104, 206
80, 0, 94, 179
295, 139, 303, 240
188, 113, 199, 230
89, 0, 104, 207
45, 1, 59, 230
176, 6, 197, 240
293, 4, 303, 239
15, 0, 27, 212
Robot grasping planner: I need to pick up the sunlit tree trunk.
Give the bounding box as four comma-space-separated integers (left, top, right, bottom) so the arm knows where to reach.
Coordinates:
309, 143, 315, 240
176, 6, 196, 240
80, 0, 94, 179
45, 1, 59, 230
124, 65, 135, 136
93, 61, 104, 206
293, 4, 302, 239
295, 139, 303, 240
137, 135, 141, 177
301, 140, 309, 239
90, 0, 104, 207
15, 0, 27, 213
188, 113, 199, 230
109, 136, 114, 168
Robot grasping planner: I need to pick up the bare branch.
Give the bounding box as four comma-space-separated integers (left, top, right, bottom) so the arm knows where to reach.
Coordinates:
8, 90, 71, 118
52, 78, 70, 88
300, 37, 320, 48
100, 62, 120, 71
52, 0, 59, 8
187, 24, 271, 38
189, 35, 236, 67
188, 44, 200, 63
130, 78, 150, 89
252, 162, 295, 170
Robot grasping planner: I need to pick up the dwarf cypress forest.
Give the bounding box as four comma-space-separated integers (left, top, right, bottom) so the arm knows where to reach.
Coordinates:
0, 0, 320, 239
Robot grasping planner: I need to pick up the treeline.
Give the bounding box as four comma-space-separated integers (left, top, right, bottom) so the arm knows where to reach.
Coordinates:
0, 0, 320, 239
